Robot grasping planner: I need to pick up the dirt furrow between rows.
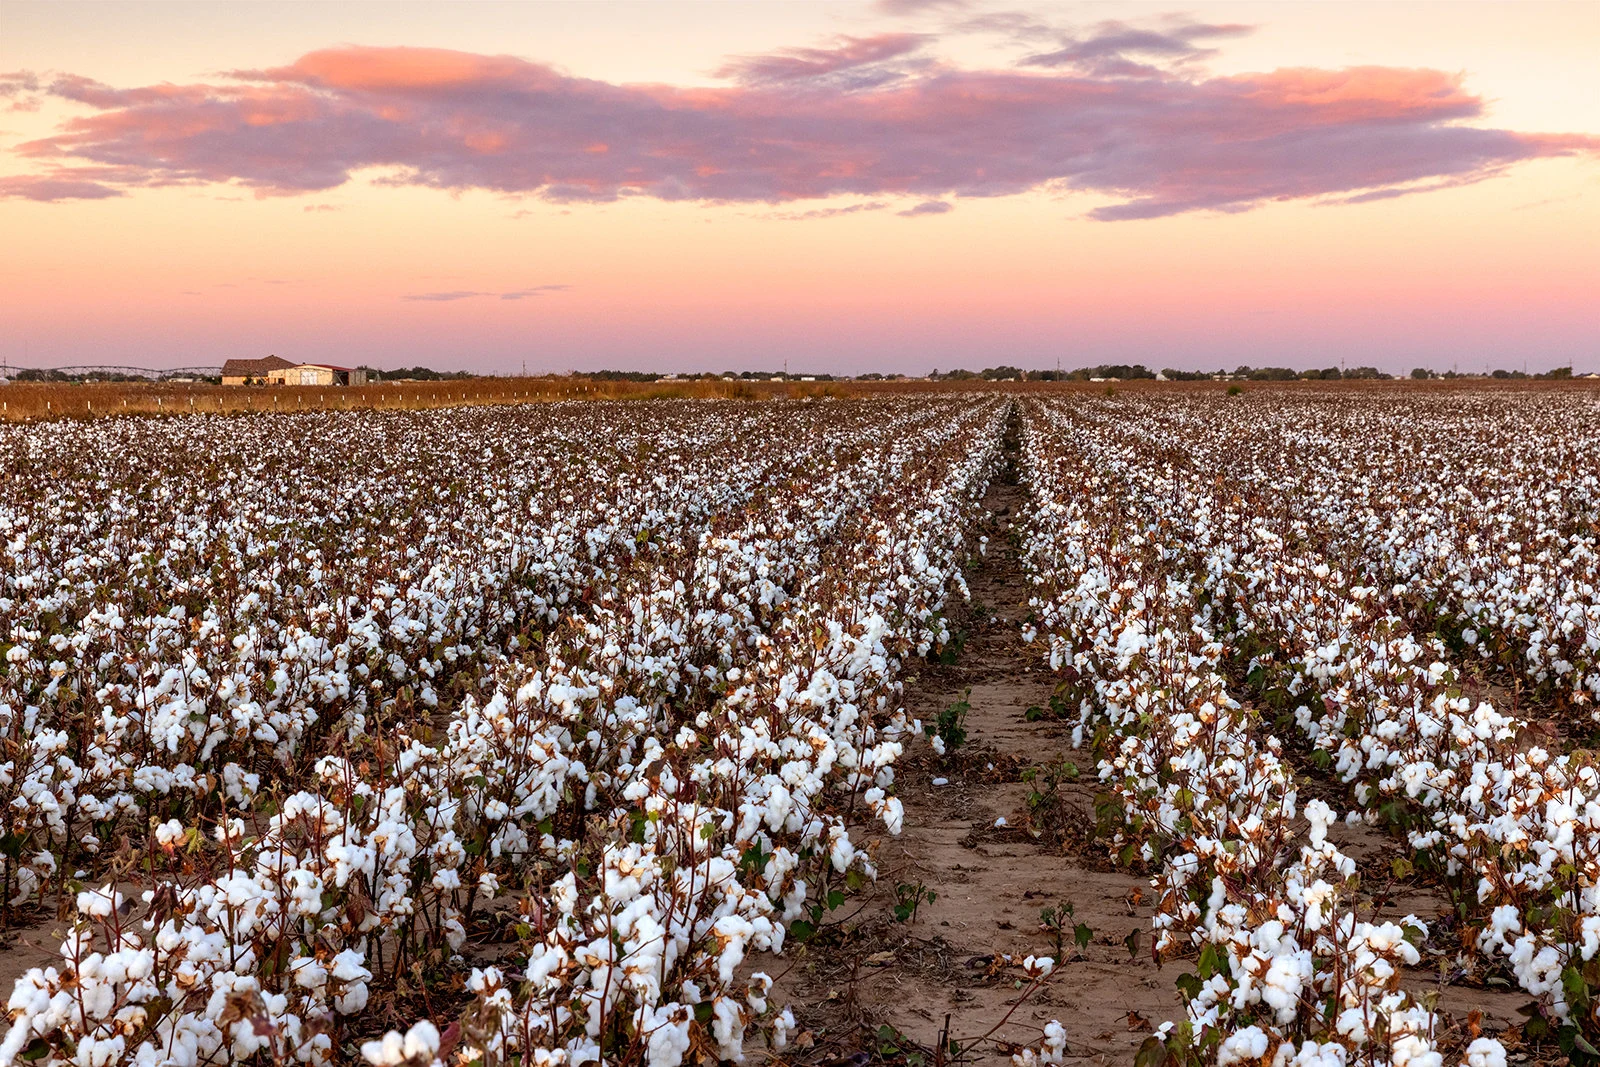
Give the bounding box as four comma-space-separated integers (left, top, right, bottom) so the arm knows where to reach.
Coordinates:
774, 450, 1173, 1067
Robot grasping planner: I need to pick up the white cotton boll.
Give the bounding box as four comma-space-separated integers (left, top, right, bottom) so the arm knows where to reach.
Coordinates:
1260, 952, 1310, 1023
770, 1007, 797, 1051
1040, 1020, 1067, 1065
1303, 798, 1333, 849
828, 832, 856, 872
154, 820, 185, 847
1218, 1026, 1270, 1066
881, 797, 904, 835
401, 1020, 441, 1062
646, 1005, 693, 1067
1286, 1042, 1346, 1067
1390, 1034, 1441, 1067
361, 1032, 407, 1066
290, 956, 328, 990
1581, 915, 1600, 961
337, 983, 371, 1014
712, 997, 746, 1062
932, 777, 949, 786
1463, 1038, 1506, 1067
746, 972, 772, 1015
76, 885, 121, 919
713, 915, 754, 983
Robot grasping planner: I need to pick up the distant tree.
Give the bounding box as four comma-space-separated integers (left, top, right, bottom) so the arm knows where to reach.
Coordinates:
586, 370, 662, 382
1248, 367, 1297, 381
1410, 367, 1434, 380
375, 365, 475, 381
1083, 364, 1155, 380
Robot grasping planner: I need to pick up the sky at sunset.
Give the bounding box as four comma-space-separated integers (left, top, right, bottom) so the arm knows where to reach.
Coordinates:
2, 0, 1597, 376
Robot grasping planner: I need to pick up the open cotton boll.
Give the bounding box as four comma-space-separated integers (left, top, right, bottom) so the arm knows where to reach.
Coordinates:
1463, 1038, 1507, 1067
75, 885, 122, 920
1217, 1026, 1270, 1066
361, 1019, 441, 1066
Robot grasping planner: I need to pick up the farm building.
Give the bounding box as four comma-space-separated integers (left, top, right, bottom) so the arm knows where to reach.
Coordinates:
278, 363, 368, 386
220, 357, 367, 386
220, 355, 294, 385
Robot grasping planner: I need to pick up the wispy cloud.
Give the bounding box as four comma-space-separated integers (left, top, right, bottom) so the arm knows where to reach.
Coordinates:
499, 285, 569, 299
877, 0, 969, 15
4, 43, 1594, 220
715, 33, 928, 87
898, 199, 952, 216
0, 173, 125, 200
764, 201, 887, 221
401, 285, 569, 302
1020, 19, 1254, 74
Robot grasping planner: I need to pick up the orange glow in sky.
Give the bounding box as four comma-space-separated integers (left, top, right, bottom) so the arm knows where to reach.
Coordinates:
2, 1, 1596, 375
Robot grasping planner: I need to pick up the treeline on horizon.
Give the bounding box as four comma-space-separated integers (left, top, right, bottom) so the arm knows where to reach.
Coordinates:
5, 362, 1584, 385
577, 363, 1585, 383
924, 363, 1582, 382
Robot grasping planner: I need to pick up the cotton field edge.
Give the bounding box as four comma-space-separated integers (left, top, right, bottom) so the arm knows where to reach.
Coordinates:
1, 388, 1599, 1067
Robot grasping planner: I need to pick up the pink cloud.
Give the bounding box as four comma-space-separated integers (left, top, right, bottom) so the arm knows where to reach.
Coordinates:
5, 45, 1595, 218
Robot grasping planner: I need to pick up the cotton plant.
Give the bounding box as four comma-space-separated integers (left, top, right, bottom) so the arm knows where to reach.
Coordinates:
0, 397, 1008, 1067
1015, 398, 1485, 1066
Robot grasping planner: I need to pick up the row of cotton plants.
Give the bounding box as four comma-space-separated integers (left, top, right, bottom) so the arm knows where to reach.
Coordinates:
1278, 394, 1600, 715
1043, 391, 1600, 1057
1105, 399, 1600, 1051
0, 399, 964, 908
1085, 391, 1600, 714
0, 397, 1003, 1066
1014, 400, 1480, 1067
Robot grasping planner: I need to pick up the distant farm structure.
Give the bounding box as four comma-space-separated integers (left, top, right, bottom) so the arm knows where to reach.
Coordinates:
221, 356, 368, 386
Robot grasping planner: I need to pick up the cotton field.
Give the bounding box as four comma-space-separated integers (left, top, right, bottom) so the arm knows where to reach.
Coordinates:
1, 390, 1597, 1067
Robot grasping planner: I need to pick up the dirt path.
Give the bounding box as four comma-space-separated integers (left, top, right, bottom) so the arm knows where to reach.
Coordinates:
773, 431, 1174, 1067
